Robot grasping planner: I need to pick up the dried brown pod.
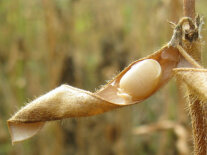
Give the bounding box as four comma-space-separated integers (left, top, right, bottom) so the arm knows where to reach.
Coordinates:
7, 16, 205, 145
8, 45, 180, 144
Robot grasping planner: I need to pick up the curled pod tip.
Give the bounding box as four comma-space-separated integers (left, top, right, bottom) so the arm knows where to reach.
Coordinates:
8, 122, 44, 144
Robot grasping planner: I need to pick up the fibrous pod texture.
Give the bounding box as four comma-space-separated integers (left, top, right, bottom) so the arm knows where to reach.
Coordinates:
8, 45, 180, 144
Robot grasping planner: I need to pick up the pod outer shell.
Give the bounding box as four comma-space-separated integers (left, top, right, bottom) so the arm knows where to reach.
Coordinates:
96, 45, 180, 104
8, 45, 181, 143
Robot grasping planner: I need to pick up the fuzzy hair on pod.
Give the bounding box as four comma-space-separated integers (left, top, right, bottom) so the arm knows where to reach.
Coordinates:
8, 16, 205, 145
8, 45, 180, 144
8, 85, 119, 144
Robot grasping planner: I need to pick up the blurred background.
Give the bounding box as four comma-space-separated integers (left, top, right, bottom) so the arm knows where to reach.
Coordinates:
0, 0, 207, 154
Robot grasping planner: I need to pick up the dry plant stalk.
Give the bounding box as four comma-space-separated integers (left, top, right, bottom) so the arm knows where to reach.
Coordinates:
133, 120, 189, 155
7, 16, 207, 154
171, 13, 207, 154
181, 1, 207, 154
183, 0, 195, 19
174, 67, 207, 155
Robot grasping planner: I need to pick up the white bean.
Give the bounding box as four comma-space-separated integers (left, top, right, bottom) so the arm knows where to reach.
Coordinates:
118, 59, 162, 101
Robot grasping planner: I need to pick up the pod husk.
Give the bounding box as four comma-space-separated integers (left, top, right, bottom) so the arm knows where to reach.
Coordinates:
8, 45, 180, 143
173, 68, 207, 154
174, 68, 207, 100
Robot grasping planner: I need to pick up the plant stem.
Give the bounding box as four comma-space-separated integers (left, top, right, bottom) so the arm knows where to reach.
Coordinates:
183, 0, 207, 154
183, 0, 195, 18
188, 97, 207, 155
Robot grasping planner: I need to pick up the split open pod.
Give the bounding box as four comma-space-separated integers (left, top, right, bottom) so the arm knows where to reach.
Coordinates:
8, 45, 182, 144
8, 16, 204, 144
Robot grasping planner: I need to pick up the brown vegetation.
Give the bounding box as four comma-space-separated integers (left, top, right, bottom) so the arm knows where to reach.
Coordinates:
1, 0, 207, 154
